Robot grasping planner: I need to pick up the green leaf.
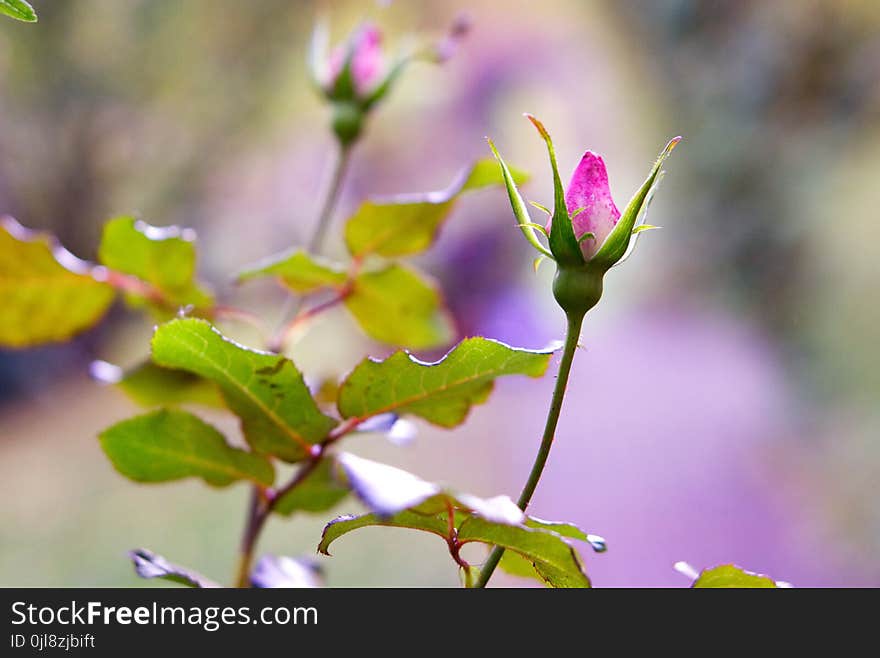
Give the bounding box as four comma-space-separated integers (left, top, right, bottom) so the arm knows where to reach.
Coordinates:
498, 548, 544, 579
499, 517, 606, 586
343, 159, 528, 258
317, 481, 591, 588
151, 318, 337, 462
457, 516, 591, 588
0, 217, 114, 347
525, 517, 607, 552
460, 158, 530, 192
236, 249, 348, 295
315, 457, 592, 586
91, 360, 224, 409
337, 336, 554, 427
119, 363, 223, 409
0, 0, 36, 22
274, 459, 349, 515
692, 564, 779, 588
129, 549, 220, 588
318, 511, 449, 555
344, 263, 455, 349
98, 216, 213, 311
99, 409, 274, 487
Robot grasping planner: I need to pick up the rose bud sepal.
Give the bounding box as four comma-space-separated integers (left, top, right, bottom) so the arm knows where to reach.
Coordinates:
588, 136, 681, 272
526, 115, 585, 269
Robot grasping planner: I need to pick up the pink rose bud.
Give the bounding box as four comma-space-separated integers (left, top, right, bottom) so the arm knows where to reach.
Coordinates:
547, 151, 621, 260
489, 115, 680, 317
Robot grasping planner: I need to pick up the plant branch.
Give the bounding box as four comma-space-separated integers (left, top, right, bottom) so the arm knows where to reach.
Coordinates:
444, 501, 470, 571
233, 143, 356, 586
234, 487, 267, 588
268, 283, 353, 352
213, 305, 271, 340
102, 269, 169, 307
473, 311, 584, 588
232, 415, 363, 587
233, 459, 319, 589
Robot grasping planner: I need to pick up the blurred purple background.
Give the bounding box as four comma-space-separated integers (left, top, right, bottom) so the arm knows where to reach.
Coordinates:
1, 0, 878, 587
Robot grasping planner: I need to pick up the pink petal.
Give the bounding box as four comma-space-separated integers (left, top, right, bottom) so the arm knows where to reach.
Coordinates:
564, 151, 620, 259
327, 24, 385, 96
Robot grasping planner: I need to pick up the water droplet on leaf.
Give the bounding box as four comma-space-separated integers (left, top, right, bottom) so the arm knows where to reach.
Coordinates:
586, 534, 607, 553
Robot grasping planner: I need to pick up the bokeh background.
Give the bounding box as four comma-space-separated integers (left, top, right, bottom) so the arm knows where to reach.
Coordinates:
1, 0, 879, 587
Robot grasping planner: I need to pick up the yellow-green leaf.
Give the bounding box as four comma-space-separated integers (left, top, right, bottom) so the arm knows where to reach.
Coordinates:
98, 216, 213, 312
99, 408, 274, 487
692, 564, 779, 588
344, 263, 455, 349
344, 159, 529, 258
236, 249, 348, 295
0, 218, 114, 347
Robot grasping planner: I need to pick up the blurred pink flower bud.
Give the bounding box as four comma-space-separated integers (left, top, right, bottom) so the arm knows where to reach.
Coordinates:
326, 23, 385, 97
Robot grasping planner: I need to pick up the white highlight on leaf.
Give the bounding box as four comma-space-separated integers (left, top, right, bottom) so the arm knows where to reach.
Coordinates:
386, 418, 417, 446
250, 555, 322, 588
673, 560, 700, 580
337, 452, 440, 517
457, 494, 524, 525
89, 360, 123, 384
135, 220, 196, 243
354, 413, 418, 446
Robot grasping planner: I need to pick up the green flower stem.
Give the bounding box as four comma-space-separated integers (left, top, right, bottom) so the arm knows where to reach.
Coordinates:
474, 310, 584, 588
267, 143, 353, 353
235, 143, 354, 586
308, 142, 352, 254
